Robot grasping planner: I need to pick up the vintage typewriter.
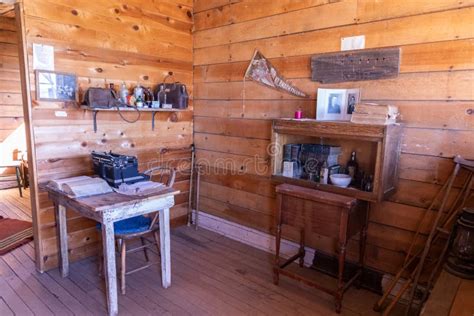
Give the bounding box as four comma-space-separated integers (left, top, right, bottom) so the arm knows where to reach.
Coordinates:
91, 151, 149, 188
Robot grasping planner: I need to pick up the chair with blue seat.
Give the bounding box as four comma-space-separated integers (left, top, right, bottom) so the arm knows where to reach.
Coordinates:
97, 166, 176, 295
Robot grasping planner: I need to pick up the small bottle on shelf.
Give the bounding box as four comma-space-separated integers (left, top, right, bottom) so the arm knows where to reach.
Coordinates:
320, 160, 329, 184
314, 170, 320, 182
136, 95, 144, 108
120, 82, 128, 104
364, 175, 373, 192
346, 151, 358, 185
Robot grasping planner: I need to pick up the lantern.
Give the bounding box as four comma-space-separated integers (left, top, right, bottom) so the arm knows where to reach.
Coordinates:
445, 207, 474, 279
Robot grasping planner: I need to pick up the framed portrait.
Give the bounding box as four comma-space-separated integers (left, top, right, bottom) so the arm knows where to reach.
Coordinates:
35, 70, 77, 102
316, 88, 361, 121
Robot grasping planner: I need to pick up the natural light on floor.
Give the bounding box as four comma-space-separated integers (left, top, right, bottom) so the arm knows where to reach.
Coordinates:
0, 122, 26, 175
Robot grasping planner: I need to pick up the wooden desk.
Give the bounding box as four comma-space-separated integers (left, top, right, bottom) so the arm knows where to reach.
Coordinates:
274, 184, 368, 313
43, 185, 180, 316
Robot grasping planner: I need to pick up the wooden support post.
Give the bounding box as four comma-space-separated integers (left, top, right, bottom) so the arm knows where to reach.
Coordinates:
194, 166, 201, 230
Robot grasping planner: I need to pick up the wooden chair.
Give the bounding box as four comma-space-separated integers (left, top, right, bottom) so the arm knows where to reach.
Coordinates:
98, 167, 176, 294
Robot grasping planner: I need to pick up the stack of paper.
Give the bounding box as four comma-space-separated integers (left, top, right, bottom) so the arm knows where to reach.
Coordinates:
351, 103, 399, 125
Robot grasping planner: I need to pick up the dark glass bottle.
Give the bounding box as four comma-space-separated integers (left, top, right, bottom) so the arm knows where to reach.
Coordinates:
347, 151, 358, 185
364, 175, 373, 192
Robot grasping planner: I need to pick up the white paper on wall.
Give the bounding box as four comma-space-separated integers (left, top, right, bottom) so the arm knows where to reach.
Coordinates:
341, 35, 365, 51
33, 43, 55, 71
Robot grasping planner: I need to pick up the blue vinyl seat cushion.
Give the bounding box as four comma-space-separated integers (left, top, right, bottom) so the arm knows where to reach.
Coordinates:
96, 215, 152, 235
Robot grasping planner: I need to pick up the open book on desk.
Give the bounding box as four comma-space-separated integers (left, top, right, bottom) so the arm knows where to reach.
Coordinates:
113, 181, 166, 196
48, 176, 113, 198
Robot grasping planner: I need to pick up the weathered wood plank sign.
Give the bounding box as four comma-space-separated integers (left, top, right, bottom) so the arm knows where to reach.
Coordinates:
311, 48, 400, 83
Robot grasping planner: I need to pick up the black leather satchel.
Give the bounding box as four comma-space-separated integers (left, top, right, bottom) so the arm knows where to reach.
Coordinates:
155, 82, 188, 109
83, 88, 123, 108
83, 87, 140, 123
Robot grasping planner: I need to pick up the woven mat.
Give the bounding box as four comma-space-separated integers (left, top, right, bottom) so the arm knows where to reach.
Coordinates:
0, 216, 33, 255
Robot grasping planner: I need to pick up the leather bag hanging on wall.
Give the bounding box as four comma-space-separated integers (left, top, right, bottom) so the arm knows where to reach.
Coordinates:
83, 87, 124, 109
155, 73, 189, 109
83, 87, 140, 123
155, 82, 189, 109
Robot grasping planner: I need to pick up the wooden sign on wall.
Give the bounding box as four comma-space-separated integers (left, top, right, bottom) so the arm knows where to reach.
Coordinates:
311, 48, 400, 83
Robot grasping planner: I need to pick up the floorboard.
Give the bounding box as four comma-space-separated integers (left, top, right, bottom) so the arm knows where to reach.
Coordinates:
0, 188, 405, 315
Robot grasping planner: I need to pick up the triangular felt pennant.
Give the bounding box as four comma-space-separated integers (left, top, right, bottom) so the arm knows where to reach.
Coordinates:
244, 50, 308, 98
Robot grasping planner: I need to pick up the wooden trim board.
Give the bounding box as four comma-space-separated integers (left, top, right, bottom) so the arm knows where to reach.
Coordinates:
192, 209, 316, 267
14, 2, 43, 271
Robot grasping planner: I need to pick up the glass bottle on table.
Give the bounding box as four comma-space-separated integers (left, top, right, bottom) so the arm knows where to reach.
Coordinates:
347, 151, 358, 185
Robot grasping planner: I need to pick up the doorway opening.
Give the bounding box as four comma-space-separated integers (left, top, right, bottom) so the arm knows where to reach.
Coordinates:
0, 2, 38, 263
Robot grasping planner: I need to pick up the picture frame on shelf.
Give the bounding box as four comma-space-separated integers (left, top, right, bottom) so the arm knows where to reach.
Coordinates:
316, 88, 361, 121
35, 70, 77, 102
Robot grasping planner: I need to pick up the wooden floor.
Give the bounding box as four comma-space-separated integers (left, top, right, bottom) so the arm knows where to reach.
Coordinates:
0, 188, 390, 316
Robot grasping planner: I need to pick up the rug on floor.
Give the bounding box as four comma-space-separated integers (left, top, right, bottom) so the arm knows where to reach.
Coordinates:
0, 216, 33, 255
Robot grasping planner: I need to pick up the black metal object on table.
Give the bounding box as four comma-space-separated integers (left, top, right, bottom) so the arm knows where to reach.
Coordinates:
91, 151, 149, 188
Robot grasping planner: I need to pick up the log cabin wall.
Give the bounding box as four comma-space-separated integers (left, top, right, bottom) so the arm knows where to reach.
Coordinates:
21, 0, 193, 272
0, 15, 25, 185
193, 0, 474, 274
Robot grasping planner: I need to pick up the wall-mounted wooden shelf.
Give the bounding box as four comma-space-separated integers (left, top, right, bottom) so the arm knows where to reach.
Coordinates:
270, 119, 403, 202
80, 106, 185, 132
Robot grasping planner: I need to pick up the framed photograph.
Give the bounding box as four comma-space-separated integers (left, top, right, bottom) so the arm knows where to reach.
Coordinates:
35, 70, 77, 101
316, 88, 360, 121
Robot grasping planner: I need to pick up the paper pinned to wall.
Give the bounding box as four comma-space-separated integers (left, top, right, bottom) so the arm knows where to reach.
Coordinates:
341, 35, 365, 51
33, 43, 54, 71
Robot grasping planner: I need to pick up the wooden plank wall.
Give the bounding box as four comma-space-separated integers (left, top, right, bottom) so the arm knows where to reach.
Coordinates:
0, 16, 24, 182
193, 0, 474, 274
21, 0, 193, 271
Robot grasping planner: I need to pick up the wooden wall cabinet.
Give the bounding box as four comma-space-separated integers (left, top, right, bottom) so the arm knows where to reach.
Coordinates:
271, 119, 403, 202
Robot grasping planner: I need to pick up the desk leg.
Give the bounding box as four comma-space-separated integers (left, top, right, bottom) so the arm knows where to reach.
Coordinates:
273, 194, 283, 285
15, 166, 22, 197
299, 228, 305, 267
159, 208, 171, 288
336, 241, 347, 313
357, 203, 369, 288
55, 204, 69, 277
102, 222, 118, 316
336, 210, 349, 314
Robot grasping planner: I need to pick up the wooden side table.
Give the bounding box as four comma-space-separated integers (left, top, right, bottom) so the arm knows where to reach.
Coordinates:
273, 183, 368, 313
